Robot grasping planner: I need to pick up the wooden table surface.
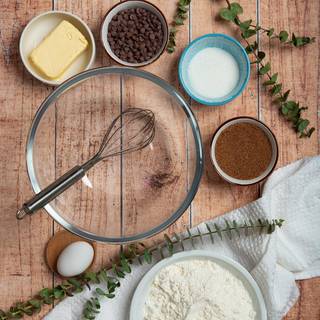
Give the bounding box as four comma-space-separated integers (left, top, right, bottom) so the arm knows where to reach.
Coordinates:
0, 0, 319, 319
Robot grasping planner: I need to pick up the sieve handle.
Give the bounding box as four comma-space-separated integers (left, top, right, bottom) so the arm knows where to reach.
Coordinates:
16, 165, 85, 219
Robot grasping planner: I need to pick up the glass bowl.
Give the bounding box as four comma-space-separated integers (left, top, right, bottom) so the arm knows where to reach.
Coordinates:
26, 67, 203, 243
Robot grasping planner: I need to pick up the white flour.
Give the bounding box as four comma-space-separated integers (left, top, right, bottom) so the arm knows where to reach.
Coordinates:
143, 259, 257, 320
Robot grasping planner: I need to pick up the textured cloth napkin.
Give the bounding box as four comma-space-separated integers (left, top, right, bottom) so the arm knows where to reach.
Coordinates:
45, 156, 320, 320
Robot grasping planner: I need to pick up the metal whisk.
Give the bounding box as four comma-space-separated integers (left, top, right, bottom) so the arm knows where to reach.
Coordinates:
17, 108, 155, 219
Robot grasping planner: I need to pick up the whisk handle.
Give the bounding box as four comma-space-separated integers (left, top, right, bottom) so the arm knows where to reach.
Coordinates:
16, 165, 85, 219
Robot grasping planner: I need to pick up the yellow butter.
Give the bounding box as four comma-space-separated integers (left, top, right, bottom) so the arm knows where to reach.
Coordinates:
29, 20, 88, 80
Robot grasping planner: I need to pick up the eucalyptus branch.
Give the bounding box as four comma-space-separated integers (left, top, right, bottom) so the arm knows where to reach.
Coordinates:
220, 1, 315, 137
167, 0, 191, 53
0, 218, 284, 320
221, 1, 315, 48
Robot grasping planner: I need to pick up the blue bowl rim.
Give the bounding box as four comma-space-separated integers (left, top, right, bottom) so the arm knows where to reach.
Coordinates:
178, 33, 251, 106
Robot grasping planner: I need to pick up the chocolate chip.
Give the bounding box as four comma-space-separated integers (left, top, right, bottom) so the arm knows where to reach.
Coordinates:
107, 6, 165, 64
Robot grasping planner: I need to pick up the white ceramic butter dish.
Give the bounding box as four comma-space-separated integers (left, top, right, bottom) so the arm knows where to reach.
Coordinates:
20, 11, 96, 86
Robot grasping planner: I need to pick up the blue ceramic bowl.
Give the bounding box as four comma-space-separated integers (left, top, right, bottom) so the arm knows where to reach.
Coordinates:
178, 33, 250, 106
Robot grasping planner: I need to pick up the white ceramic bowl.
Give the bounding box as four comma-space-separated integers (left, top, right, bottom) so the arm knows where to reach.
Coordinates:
100, 0, 168, 67
20, 11, 96, 86
178, 34, 250, 106
210, 117, 278, 185
130, 250, 267, 320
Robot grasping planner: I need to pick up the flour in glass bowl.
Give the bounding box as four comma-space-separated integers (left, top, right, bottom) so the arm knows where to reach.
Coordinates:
143, 259, 257, 320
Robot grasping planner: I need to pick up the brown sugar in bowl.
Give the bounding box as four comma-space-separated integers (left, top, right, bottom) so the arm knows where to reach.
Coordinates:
210, 117, 278, 185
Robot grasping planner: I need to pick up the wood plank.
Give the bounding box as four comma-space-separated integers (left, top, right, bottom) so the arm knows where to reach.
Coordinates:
121, 0, 192, 241
0, 0, 53, 318
191, 0, 259, 227
259, 0, 320, 318
259, 0, 319, 166
0, 0, 319, 319
54, 0, 122, 270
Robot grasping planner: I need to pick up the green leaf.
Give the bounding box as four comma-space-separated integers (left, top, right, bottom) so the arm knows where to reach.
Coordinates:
53, 288, 65, 299
239, 19, 252, 31
230, 2, 243, 15
245, 41, 258, 54
107, 280, 118, 293
263, 73, 278, 86
266, 28, 274, 37
279, 30, 289, 42
178, 3, 189, 12
242, 29, 256, 39
179, 0, 191, 6
291, 33, 315, 47
205, 223, 214, 243
174, 17, 184, 25
224, 219, 232, 239
282, 101, 300, 120
28, 299, 41, 309
120, 254, 131, 274
166, 46, 175, 54
219, 8, 236, 21
214, 223, 223, 240
164, 234, 174, 255
96, 288, 106, 296
84, 272, 99, 283
39, 288, 51, 298
83, 312, 95, 320
259, 62, 271, 75
297, 119, 310, 132
97, 269, 108, 284
282, 90, 290, 102
143, 250, 152, 264
271, 83, 282, 95
233, 220, 240, 237
92, 297, 100, 310
281, 104, 289, 115
67, 279, 82, 289
267, 223, 276, 234
112, 264, 125, 278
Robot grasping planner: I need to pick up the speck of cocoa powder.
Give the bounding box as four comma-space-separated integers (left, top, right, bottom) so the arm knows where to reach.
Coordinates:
215, 123, 273, 180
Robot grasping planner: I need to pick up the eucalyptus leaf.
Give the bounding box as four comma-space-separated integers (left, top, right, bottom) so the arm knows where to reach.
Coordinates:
239, 19, 252, 31
220, 8, 236, 21
242, 28, 256, 38
279, 30, 289, 42
245, 41, 258, 54
259, 62, 271, 75
229, 2, 243, 15
266, 28, 274, 37
271, 83, 282, 95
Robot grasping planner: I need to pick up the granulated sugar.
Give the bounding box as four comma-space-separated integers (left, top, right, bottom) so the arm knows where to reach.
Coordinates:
143, 259, 257, 320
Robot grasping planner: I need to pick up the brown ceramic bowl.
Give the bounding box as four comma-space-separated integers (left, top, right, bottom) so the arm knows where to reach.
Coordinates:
100, 0, 169, 67
210, 117, 279, 186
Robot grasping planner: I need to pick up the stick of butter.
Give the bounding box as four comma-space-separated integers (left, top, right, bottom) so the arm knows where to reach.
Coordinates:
29, 20, 88, 80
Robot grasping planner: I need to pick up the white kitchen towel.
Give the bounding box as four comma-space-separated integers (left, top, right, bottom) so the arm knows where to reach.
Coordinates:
45, 156, 320, 320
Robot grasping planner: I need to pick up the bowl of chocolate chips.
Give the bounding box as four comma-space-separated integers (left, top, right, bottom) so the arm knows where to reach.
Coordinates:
101, 0, 168, 67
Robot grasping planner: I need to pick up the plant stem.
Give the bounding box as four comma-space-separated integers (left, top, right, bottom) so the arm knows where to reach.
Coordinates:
0, 218, 284, 320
